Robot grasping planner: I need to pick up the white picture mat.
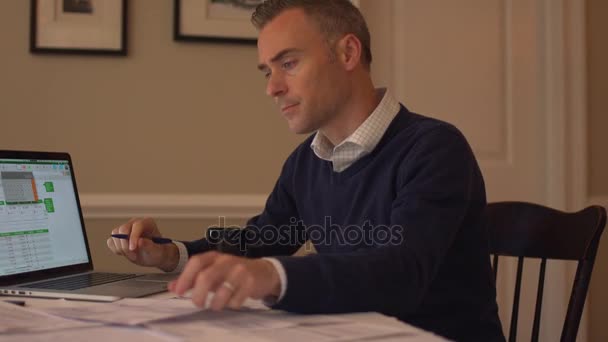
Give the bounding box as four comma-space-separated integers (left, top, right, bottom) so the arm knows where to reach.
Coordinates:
179, 0, 361, 40
36, 0, 123, 50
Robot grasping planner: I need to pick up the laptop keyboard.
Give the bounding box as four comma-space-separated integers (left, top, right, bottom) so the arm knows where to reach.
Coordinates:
25, 273, 139, 291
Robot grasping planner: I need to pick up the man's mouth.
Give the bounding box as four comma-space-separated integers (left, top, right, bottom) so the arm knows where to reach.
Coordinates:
281, 103, 299, 113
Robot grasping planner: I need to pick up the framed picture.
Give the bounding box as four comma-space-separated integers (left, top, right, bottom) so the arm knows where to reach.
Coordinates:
30, 0, 128, 55
174, 0, 360, 44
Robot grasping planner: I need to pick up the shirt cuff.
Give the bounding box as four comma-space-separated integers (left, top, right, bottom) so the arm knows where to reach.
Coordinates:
261, 257, 287, 305
167, 241, 189, 273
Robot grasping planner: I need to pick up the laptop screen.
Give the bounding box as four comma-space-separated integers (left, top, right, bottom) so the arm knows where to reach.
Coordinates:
0, 157, 89, 277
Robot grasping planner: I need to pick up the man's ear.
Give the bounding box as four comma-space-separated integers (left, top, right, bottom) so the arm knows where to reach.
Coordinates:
336, 34, 362, 71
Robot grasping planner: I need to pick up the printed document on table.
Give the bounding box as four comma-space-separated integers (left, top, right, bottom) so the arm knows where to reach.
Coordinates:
150, 307, 316, 333
36, 298, 202, 325
0, 325, 181, 342
249, 321, 425, 342
149, 309, 438, 342
0, 300, 97, 335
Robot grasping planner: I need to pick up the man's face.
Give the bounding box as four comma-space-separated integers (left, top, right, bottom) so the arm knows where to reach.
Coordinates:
257, 9, 349, 134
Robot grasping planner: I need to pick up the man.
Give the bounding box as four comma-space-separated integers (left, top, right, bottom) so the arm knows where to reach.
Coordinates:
107, 1, 505, 340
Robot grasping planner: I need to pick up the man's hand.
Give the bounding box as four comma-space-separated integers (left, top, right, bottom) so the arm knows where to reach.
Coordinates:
106, 217, 179, 272
169, 251, 281, 311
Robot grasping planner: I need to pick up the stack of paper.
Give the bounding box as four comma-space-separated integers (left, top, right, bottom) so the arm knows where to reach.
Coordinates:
1, 297, 447, 341
36, 298, 202, 325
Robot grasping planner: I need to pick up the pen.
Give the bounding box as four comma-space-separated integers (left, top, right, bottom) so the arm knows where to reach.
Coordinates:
111, 234, 173, 244
3, 300, 26, 307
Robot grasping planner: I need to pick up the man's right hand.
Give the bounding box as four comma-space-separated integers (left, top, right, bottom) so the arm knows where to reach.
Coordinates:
106, 217, 179, 272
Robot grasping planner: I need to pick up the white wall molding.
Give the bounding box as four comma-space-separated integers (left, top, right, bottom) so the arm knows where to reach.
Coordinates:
538, 1, 569, 338
79, 194, 267, 219
543, 0, 567, 211
588, 197, 608, 209
567, 0, 590, 213
559, 1, 590, 341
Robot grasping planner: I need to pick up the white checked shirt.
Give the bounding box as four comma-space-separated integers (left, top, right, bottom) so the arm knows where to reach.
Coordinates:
311, 88, 401, 172
171, 88, 401, 302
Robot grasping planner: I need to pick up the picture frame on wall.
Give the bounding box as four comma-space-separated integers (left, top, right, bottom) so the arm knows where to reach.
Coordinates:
30, 0, 128, 56
174, 0, 360, 44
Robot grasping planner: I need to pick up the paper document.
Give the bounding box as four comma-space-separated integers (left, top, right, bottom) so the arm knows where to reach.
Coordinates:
150, 308, 303, 333
150, 320, 273, 342
0, 300, 97, 335
149, 309, 428, 342
0, 325, 180, 342
4, 296, 449, 342
230, 321, 419, 342
37, 298, 202, 325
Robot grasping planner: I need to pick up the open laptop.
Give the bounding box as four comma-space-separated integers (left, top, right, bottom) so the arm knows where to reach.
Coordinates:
0, 150, 174, 302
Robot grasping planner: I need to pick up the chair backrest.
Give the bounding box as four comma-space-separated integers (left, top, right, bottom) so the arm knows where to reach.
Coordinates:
486, 202, 606, 342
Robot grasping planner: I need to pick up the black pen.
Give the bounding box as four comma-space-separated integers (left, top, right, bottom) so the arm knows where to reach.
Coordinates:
3, 300, 26, 307
111, 234, 173, 244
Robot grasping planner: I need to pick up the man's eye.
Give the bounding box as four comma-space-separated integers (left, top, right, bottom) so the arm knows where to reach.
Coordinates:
282, 60, 297, 69
264, 72, 271, 79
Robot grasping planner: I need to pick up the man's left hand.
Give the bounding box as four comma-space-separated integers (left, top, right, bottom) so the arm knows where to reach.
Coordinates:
168, 251, 281, 311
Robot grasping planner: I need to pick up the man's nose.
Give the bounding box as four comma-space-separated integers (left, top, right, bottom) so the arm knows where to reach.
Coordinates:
266, 73, 287, 98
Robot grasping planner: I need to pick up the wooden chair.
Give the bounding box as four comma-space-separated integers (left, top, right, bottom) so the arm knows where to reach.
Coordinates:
486, 202, 606, 342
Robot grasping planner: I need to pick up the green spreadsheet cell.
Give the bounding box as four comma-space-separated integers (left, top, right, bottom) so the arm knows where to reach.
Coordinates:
43, 182, 55, 192
6, 201, 41, 205
44, 198, 55, 213
0, 229, 49, 237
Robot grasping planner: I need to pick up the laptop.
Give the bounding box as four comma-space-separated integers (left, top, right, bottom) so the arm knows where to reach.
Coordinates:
0, 150, 174, 302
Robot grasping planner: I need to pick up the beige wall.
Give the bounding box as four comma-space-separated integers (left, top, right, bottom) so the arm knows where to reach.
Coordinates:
587, 0, 608, 341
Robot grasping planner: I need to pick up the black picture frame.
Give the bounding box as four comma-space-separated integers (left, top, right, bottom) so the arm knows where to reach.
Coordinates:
30, 0, 128, 56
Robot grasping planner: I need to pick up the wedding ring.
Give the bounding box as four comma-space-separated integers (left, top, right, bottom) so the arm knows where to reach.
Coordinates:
221, 281, 235, 292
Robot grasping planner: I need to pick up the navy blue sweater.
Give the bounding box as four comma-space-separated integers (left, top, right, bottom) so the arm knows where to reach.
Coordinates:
185, 106, 505, 341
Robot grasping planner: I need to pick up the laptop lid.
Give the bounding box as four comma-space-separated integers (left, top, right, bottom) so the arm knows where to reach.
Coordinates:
0, 150, 93, 286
